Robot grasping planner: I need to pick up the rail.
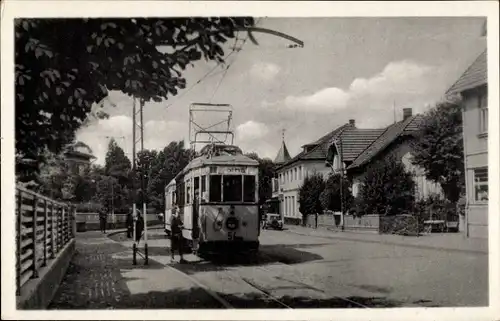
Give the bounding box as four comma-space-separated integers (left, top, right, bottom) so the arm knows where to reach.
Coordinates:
15, 186, 76, 296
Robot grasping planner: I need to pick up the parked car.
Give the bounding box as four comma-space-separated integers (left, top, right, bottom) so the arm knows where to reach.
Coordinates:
262, 213, 284, 230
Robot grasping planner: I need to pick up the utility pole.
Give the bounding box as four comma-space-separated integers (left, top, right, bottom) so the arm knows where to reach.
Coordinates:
132, 97, 148, 265
339, 136, 345, 231
393, 100, 396, 124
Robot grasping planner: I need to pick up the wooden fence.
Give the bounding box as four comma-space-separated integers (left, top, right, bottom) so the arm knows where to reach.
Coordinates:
16, 186, 75, 296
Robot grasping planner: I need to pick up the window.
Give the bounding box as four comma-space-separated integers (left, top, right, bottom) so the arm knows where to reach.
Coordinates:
194, 177, 199, 200
177, 181, 185, 207
479, 93, 488, 134
209, 175, 222, 202
294, 168, 297, 180
186, 183, 191, 204
223, 175, 242, 202
299, 166, 302, 180
201, 175, 207, 201
474, 167, 488, 202
243, 175, 256, 202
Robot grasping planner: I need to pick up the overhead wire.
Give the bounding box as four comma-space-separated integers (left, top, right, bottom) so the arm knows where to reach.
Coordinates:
165, 21, 254, 110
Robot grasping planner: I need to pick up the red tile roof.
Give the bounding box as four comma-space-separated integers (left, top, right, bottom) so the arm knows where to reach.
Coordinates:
276, 123, 352, 169
347, 115, 424, 170
333, 128, 386, 162
446, 50, 487, 95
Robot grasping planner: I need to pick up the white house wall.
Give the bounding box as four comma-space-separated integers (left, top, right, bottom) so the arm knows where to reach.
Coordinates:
462, 90, 488, 239
274, 160, 332, 220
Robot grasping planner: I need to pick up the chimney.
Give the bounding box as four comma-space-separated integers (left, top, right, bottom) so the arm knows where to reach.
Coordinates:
403, 108, 412, 121
349, 119, 355, 126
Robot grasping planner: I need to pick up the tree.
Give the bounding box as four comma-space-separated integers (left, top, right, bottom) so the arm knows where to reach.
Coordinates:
36, 149, 75, 200
104, 139, 131, 186
298, 172, 325, 224
147, 141, 193, 211
319, 173, 353, 213
15, 17, 255, 180
358, 155, 416, 215
245, 153, 275, 205
410, 101, 465, 204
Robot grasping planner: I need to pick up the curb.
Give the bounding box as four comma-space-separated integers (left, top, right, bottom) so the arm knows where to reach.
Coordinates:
285, 229, 488, 255
106, 226, 164, 238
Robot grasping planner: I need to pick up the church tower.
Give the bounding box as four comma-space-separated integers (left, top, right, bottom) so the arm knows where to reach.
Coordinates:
274, 129, 291, 165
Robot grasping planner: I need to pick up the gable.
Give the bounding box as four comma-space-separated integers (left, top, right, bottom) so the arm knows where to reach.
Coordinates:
446, 50, 487, 95
347, 115, 423, 170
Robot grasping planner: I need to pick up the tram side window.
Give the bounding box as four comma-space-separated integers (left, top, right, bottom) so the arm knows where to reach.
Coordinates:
194, 177, 200, 201
243, 175, 256, 202
201, 175, 207, 201
165, 190, 170, 208
177, 182, 185, 208
209, 175, 222, 202
224, 175, 242, 202
186, 184, 191, 205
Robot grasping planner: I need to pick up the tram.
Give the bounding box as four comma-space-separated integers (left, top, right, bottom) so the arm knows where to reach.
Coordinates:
164, 143, 261, 255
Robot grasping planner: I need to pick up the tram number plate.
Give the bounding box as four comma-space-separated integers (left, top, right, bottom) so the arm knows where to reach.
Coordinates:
228, 232, 235, 241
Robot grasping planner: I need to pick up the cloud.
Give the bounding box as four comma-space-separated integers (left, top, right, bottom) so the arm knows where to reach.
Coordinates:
277, 60, 439, 114
76, 116, 187, 165
284, 87, 350, 112
236, 121, 269, 142
248, 62, 281, 81
349, 60, 433, 96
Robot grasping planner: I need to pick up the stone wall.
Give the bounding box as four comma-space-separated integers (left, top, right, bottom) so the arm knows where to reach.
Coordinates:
304, 213, 378, 233
343, 214, 379, 233
17, 240, 75, 309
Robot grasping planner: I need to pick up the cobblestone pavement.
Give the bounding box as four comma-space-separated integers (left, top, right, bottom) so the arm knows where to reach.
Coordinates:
49, 231, 223, 309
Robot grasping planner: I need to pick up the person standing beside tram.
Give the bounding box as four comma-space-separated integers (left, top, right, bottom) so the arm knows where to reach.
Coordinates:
170, 206, 186, 263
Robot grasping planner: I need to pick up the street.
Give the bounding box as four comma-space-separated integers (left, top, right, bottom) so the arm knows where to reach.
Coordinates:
50, 227, 488, 309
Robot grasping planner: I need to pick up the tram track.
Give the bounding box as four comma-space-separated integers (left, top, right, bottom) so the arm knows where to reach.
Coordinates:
238, 252, 370, 309
113, 230, 381, 309
149, 246, 372, 309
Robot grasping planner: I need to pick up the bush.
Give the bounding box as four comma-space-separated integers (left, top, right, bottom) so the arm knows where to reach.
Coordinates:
298, 172, 325, 225
358, 155, 416, 215
319, 173, 353, 213
414, 194, 458, 222
348, 197, 366, 217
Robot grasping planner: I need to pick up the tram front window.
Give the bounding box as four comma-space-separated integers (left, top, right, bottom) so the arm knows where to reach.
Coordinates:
209, 175, 222, 202
223, 175, 242, 202
243, 175, 256, 202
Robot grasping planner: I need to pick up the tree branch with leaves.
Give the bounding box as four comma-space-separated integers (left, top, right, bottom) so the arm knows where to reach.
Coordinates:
15, 17, 254, 181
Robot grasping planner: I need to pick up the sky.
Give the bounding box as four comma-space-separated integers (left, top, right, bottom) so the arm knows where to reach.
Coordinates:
76, 17, 487, 165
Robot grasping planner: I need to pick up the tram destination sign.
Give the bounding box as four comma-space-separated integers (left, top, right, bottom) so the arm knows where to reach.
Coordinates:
217, 166, 258, 175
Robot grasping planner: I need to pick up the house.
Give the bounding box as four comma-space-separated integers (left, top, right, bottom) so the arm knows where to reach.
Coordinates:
342, 109, 443, 201
63, 141, 96, 175
272, 120, 383, 224
446, 50, 488, 239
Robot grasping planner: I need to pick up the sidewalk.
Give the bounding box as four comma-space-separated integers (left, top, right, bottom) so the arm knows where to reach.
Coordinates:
48, 231, 224, 309
284, 224, 488, 254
